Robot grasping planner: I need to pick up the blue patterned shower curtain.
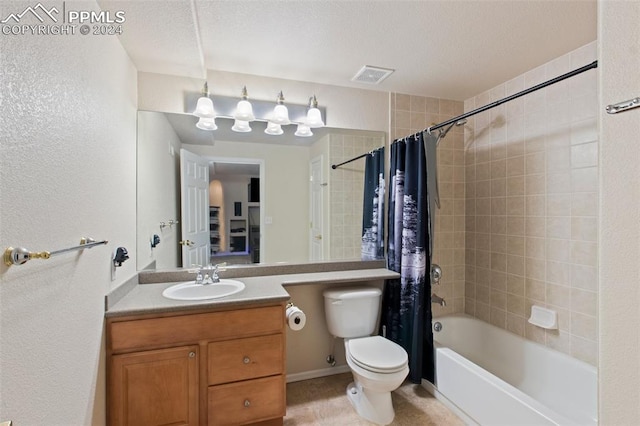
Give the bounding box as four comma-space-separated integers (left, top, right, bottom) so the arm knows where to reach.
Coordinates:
361, 147, 385, 260
380, 132, 436, 384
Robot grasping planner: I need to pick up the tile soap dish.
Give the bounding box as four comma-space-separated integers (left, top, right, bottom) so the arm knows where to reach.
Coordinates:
528, 305, 558, 329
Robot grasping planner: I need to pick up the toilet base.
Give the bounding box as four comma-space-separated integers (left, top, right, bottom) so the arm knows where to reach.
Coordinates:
346, 381, 395, 425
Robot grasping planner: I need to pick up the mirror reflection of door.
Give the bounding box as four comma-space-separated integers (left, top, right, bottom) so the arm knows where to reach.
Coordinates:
208, 159, 262, 265
309, 155, 325, 261
179, 149, 210, 268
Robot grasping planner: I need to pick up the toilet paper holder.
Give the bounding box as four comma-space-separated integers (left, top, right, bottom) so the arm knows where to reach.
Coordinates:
285, 302, 306, 331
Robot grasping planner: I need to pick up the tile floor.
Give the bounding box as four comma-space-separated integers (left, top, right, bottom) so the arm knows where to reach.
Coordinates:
284, 373, 464, 425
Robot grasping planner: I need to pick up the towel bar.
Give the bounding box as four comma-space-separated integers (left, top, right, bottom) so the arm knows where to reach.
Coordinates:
4, 237, 108, 267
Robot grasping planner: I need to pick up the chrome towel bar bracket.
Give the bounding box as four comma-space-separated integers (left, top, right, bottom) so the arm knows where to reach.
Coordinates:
4, 237, 108, 267
606, 97, 640, 114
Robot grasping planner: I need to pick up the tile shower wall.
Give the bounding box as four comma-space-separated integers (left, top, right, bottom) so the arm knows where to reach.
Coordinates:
329, 133, 385, 259
390, 93, 466, 316
464, 42, 598, 365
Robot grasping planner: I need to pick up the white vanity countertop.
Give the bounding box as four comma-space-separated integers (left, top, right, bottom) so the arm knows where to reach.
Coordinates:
106, 268, 400, 318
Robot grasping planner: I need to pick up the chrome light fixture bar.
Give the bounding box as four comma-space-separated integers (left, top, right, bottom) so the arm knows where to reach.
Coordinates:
188, 90, 326, 138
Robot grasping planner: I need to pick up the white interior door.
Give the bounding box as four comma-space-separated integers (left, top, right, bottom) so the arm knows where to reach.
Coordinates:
309, 155, 324, 261
180, 149, 210, 267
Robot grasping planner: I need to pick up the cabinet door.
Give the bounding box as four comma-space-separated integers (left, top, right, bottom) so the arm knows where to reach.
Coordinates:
110, 345, 199, 426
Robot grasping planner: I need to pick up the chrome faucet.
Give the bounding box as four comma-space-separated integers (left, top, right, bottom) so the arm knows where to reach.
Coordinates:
196, 262, 227, 285
431, 293, 446, 307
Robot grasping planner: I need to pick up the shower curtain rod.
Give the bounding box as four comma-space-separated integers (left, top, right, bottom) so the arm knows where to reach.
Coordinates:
421, 60, 599, 137
331, 147, 384, 170
331, 60, 598, 170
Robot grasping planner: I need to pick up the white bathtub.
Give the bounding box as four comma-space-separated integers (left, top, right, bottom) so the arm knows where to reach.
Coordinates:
429, 315, 597, 426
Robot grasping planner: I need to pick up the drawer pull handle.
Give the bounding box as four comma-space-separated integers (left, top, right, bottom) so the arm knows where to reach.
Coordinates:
243, 356, 251, 364
244, 399, 251, 408
188, 351, 196, 358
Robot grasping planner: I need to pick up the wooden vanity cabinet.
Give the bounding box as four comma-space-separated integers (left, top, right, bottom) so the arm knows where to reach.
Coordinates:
110, 345, 200, 426
107, 303, 286, 426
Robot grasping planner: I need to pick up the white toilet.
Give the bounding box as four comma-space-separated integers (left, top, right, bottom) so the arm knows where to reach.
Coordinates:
323, 286, 409, 425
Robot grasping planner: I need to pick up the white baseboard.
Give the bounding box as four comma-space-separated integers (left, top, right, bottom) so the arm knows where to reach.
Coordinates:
421, 379, 478, 426
287, 365, 351, 383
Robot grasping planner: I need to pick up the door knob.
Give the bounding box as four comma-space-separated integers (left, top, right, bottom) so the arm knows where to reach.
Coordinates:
314, 235, 322, 240
179, 240, 194, 246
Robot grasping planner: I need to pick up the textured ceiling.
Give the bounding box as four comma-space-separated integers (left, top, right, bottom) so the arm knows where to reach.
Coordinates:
102, 0, 597, 101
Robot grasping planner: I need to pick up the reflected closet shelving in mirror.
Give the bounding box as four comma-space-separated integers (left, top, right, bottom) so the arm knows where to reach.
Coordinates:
209, 206, 220, 255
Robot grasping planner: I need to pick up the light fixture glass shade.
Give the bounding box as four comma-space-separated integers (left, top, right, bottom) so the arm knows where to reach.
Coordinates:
231, 119, 252, 133
264, 121, 283, 135
271, 104, 290, 125
194, 96, 215, 118
295, 124, 313, 137
234, 99, 255, 121
196, 116, 217, 131
305, 107, 324, 128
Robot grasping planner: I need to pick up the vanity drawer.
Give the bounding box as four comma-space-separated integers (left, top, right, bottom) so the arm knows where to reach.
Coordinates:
208, 334, 284, 385
109, 305, 284, 353
208, 375, 285, 426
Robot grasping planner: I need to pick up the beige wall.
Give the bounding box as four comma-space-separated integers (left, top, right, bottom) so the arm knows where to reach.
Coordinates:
137, 111, 181, 269
598, 0, 640, 423
0, 2, 138, 423
463, 42, 599, 365
389, 93, 467, 315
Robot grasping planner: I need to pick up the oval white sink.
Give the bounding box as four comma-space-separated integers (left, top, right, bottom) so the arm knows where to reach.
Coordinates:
162, 279, 245, 301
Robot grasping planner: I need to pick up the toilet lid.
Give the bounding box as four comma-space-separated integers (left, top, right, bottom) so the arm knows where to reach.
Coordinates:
347, 336, 408, 373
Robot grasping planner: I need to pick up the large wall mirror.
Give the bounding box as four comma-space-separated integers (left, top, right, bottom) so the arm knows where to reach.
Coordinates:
136, 111, 386, 270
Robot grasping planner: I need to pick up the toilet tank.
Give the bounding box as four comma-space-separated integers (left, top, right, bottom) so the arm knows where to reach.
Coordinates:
323, 287, 382, 338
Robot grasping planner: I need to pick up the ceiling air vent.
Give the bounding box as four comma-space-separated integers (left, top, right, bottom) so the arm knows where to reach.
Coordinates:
351, 65, 395, 85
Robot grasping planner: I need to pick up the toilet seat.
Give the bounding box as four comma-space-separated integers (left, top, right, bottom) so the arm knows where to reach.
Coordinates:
346, 336, 408, 374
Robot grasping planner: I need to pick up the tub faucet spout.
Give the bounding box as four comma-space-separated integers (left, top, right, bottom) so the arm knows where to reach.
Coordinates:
431, 293, 446, 307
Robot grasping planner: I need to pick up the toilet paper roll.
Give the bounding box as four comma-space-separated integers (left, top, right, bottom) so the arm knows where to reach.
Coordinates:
286, 305, 306, 331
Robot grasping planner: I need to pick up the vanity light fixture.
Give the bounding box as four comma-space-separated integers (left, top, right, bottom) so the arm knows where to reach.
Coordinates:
233, 86, 255, 122
193, 82, 216, 119
264, 121, 284, 135
305, 95, 325, 128
231, 86, 254, 133
270, 91, 291, 125
192, 87, 325, 136
196, 116, 218, 131
231, 119, 252, 133
294, 124, 313, 137
194, 82, 217, 131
